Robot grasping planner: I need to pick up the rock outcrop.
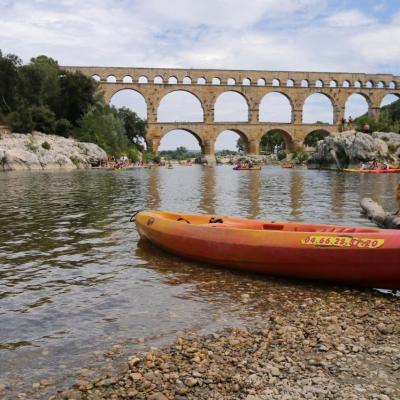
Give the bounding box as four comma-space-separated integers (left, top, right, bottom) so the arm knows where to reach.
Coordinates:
308, 131, 400, 170
0, 132, 107, 172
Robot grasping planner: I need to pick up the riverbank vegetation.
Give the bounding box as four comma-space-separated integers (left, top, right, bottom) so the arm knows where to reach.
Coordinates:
355, 99, 400, 133
0, 50, 146, 158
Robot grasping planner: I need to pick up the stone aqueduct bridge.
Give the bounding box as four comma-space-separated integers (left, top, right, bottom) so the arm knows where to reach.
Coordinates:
64, 66, 400, 160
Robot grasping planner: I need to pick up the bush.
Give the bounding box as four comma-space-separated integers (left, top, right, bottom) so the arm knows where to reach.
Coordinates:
26, 134, 39, 152
143, 151, 160, 163
292, 148, 309, 164
41, 140, 51, 150
277, 150, 286, 161
55, 118, 73, 137
7, 107, 34, 133
30, 105, 56, 133
127, 146, 140, 162
70, 155, 80, 166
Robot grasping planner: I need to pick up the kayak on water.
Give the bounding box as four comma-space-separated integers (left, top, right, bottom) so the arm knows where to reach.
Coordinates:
233, 166, 261, 170
343, 168, 400, 173
135, 210, 400, 290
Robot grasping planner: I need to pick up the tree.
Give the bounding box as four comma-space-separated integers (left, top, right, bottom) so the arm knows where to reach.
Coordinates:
76, 106, 129, 156
304, 131, 327, 147
260, 131, 286, 153
117, 107, 146, 148
55, 71, 100, 126
0, 50, 22, 117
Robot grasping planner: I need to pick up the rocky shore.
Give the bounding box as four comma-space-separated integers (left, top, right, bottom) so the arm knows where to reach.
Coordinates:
0, 132, 107, 171
42, 288, 399, 400
308, 131, 400, 170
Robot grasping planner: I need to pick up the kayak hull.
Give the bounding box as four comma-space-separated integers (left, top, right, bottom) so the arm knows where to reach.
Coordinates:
135, 211, 400, 289
233, 166, 261, 171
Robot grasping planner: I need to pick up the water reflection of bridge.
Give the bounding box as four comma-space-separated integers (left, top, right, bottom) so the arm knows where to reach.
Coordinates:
145, 165, 399, 223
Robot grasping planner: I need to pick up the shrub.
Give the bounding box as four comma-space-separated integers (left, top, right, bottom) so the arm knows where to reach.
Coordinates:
70, 155, 80, 166
277, 150, 286, 161
41, 140, 51, 150
26, 134, 39, 152
7, 108, 34, 133
127, 146, 140, 162
30, 105, 56, 134
55, 118, 73, 137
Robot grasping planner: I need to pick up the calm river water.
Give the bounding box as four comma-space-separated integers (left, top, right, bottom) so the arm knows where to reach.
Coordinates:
0, 166, 398, 398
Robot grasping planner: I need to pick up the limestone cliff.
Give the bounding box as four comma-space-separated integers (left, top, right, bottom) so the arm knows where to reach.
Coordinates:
307, 131, 400, 170
0, 132, 107, 172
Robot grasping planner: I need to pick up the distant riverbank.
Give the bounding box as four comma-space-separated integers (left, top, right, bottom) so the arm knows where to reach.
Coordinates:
0, 132, 107, 172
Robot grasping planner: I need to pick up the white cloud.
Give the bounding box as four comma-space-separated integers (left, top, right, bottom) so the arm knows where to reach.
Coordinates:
351, 26, 400, 63
0, 0, 399, 150
325, 9, 377, 28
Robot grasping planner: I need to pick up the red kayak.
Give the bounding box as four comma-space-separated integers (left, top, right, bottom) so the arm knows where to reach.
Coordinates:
136, 211, 400, 289
343, 168, 400, 173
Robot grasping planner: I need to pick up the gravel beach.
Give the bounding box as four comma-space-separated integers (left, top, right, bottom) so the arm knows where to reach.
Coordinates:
43, 288, 400, 400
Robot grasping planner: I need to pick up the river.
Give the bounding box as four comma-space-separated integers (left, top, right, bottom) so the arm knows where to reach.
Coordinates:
0, 166, 398, 398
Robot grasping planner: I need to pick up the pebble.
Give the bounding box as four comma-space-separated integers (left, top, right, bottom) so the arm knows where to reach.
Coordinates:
31, 289, 400, 400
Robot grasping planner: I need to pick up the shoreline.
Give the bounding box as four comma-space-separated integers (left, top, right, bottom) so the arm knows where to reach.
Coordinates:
14, 287, 397, 400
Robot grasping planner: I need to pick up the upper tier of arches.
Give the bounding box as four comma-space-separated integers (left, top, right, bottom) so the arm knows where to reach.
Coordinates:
99, 73, 398, 89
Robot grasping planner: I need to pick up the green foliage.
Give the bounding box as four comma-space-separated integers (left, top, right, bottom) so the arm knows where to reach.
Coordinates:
25, 134, 39, 152
69, 155, 80, 166
7, 107, 34, 133
159, 146, 197, 161
126, 146, 140, 162
143, 151, 160, 163
30, 105, 56, 134
55, 71, 100, 126
354, 99, 400, 133
304, 131, 327, 147
55, 118, 73, 137
76, 105, 129, 157
41, 141, 51, 150
291, 148, 309, 164
117, 107, 146, 148
261, 130, 286, 153
0, 49, 147, 158
277, 150, 287, 161
0, 50, 21, 114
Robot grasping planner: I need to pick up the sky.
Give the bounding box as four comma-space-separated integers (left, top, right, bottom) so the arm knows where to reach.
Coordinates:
1, 0, 399, 150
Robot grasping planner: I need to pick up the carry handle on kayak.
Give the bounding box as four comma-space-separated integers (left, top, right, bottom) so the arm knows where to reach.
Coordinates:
130, 209, 144, 222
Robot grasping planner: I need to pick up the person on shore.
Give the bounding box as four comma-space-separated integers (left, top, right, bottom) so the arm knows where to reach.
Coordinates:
348, 116, 353, 129
340, 117, 347, 131
363, 123, 370, 133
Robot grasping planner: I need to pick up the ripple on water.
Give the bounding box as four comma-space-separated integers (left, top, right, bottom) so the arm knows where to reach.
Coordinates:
0, 166, 399, 399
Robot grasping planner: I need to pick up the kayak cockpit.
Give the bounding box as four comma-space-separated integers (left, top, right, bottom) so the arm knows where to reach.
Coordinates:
158, 211, 380, 234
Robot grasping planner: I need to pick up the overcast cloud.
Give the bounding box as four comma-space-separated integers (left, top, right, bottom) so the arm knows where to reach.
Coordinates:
1, 0, 399, 150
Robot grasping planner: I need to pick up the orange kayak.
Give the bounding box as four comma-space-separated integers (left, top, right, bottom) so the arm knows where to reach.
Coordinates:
135, 211, 400, 289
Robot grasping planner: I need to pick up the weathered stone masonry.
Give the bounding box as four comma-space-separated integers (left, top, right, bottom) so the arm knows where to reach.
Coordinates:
63, 66, 400, 161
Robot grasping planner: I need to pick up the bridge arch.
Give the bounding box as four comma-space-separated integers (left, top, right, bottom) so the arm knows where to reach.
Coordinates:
109, 88, 148, 119
122, 75, 133, 83
304, 129, 330, 147
157, 90, 204, 122
158, 128, 204, 153
302, 92, 336, 124
259, 92, 293, 123
214, 91, 250, 122
260, 129, 294, 153
215, 129, 250, 152
345, 93, 370, 120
